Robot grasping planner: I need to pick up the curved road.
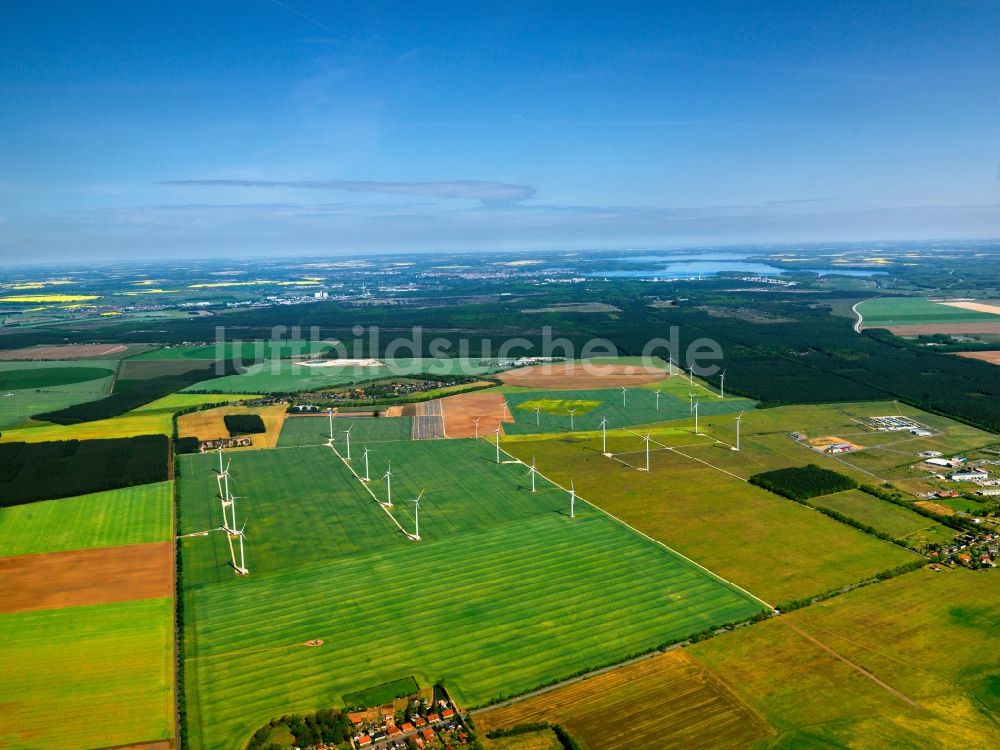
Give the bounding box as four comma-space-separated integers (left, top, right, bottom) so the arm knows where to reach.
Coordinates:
851, 299, 870, 333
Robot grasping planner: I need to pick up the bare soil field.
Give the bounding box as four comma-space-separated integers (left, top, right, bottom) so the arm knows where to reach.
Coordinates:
955, 350, 1000, 366
476, 650, 771, 750
914, 500, 955, 516
939, 301, 1000, 314
0, 343, 141, 360
499, 363, 666, 390
440, 391, 512, 437
0, 542, 173, 613
886, 322, 1000, 335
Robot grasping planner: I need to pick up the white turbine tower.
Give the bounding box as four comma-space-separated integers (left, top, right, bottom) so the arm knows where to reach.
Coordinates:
719, 369, 726, 399
528, 456, 538, 493
362, 446, 371, 481
232, 518, 249, 576
644, 432, 651, 472
495, 426, 502, 464
733, 412, 742, 452
621, 386, 627, 407
473, 416, 481, 439
410, 490, 424, 540
383, 461, 393, 507
689, 392, 695, 412
535, 404, 542, 428
344, 423, 353, 460
655, 389, 661, 411
689, 367, 694, 385
600, 416, 609, 455
568, 408, 577, 430
569, 480, 576, 519
327, 408, 334, 443
667, 357, 675, 377
693, 399, 700, 435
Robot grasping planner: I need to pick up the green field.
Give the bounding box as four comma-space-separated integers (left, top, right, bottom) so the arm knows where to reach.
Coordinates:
277, 414, 414, 447
0, 481, 173, 557
503, 381, 754, 435
501, 429, 918, 605
691, 568, 1000, 747
810, 489, 954, 547
0, 360, 118, 429
184, 358, 506, 394
858, 297, 1000, 327
343, 676, 419, 708
0, 598, 175, 750
179, 440, 766, 749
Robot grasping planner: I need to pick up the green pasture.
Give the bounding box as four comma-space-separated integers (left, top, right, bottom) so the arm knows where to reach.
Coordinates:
179, 439, 765, 749
343, 676, 419, 708
0, 481, 173, 557
857, 297, 999, 327
809, 489, 954, 547
500, 431, 918, 605
503, 384, 753, 436
0, 598, 174, 750
691, 568, 1000, 747
277, 414, 413, 447
0, 360, 117, 429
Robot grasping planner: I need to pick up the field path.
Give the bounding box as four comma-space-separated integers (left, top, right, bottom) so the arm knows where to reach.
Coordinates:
851, 298, 872, 333
780, 619, 920, 708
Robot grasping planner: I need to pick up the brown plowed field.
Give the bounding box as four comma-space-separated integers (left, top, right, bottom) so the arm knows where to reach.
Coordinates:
0, 542, 173, 614
499, 363, 666, 390
440, 391, 512, 437
956, 350, 1000, 366
0, 343, 135, 360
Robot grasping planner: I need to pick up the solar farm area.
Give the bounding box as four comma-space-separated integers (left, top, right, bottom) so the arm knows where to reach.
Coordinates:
176, 438, 767, 749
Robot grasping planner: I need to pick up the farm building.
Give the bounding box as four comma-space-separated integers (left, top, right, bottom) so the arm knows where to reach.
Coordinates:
950, 470, 989, 482
977, 489, 1000, 497
919, 450, 943, 458
826, 443, 855, 454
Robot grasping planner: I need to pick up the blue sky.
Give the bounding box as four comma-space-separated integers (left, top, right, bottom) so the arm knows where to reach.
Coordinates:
2, 0, 1000, 261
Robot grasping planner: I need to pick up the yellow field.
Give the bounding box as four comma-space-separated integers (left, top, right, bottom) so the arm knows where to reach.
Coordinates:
177, 403, 288, 449
476, 650, 771, 750
0, 393, 261, 443
0, 294, 100, 303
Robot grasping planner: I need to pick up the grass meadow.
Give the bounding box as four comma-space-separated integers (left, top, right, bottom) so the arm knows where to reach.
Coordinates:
691, 567, 1000, 748
810, 489, 953, 547
277, 413, 414, 447
178, 439, 765, 749
857, 297, 999, 327
0, 360, 118, 430
0, 481, 173, 557
500, 429, 918, 605
0, 597, 174, 750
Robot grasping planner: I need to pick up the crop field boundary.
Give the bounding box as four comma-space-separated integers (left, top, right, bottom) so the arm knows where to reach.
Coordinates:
327, 441, 411, 538
489, 437, 774, 611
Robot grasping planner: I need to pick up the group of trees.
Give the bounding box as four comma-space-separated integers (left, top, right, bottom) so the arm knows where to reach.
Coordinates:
245, 709, 352, 750
223, 413, 267, 435
750, 464, 857, 501
0, 435, 169, 507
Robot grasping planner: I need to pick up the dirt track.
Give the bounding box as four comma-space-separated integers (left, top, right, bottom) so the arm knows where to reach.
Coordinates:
440, 391, 512, 437
0, 542, 173, 614
499, 363, 667, 390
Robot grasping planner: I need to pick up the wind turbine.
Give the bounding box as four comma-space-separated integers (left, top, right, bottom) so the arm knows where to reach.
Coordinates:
495, 426, 501, 463
410, 490, 424, 540
535, 404, 542, 428
719, 370, 726, 399
693, 398, 700, 434
569, 480, 576, 519
621, 386, 627, 407
655, 389, 661, 411
361, 445, 371, 481
327, 408, 334, 443
473, 416, 481, 439
232, 518, 249, 576
568, 408, 577, 430
528, 456, 537, 492
344, 423, 353, 460
733, 412, 742, 452
689, 392, 695, 412
600, 416, 608, 454
644, 432, 651, 471
689, 367, 694, 385
383, 461, 393, 507
667, 357, 675, 377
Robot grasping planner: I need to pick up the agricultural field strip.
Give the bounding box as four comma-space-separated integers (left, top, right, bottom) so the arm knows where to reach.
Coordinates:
329, 441, 411, 537
489, 437, 774, 610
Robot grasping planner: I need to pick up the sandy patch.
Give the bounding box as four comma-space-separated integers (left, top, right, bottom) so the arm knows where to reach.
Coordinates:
499, 363, 666, 390
955, 351, 1000, 366
914, 501, 955, 517
439, 391, 512, 437
0, 542, 173, 614
807, 436, 864, 451
939, 301, 1000, 315
885, 323, 1000, 335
